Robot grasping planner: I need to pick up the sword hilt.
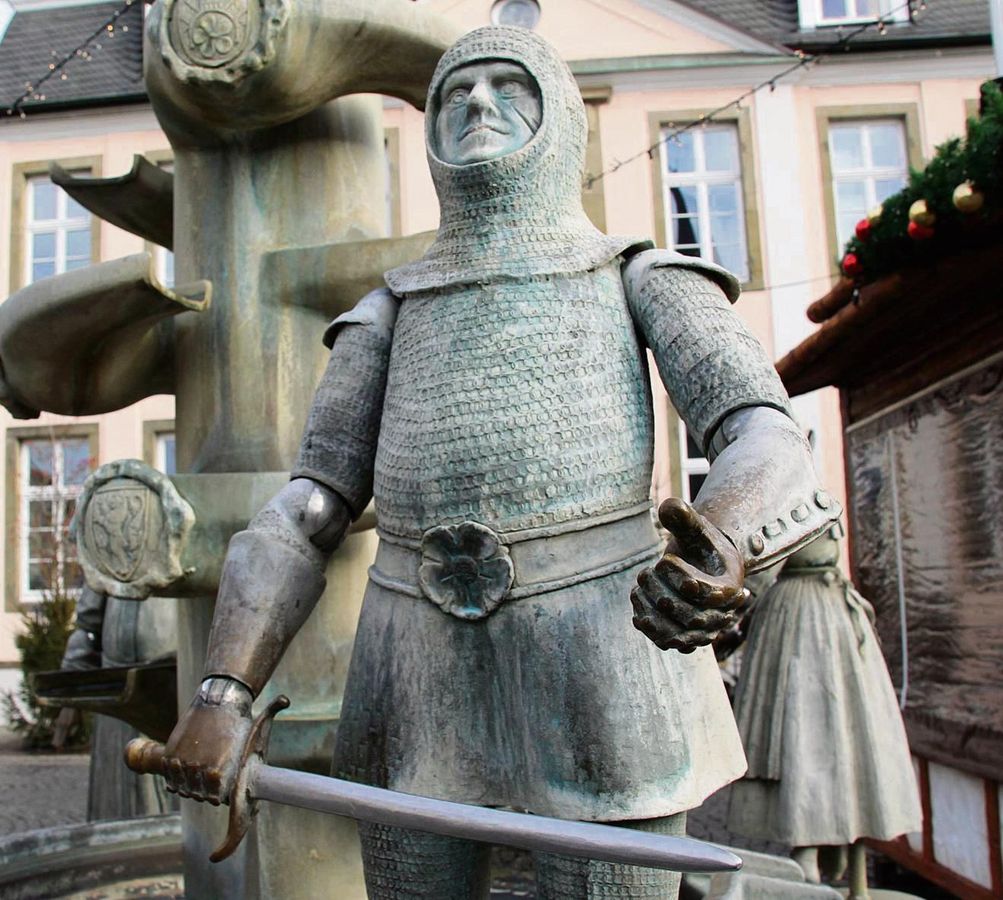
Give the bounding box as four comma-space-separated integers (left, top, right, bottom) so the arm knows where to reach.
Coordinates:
124, 736, 166, 775
123, 694, 290, 863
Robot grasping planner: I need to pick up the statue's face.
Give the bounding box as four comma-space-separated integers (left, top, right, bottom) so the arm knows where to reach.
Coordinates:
435, 61, 541, 165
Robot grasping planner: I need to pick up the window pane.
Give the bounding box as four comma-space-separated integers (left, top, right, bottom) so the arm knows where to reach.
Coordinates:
837, 212, 859, 247
28, 529, 56, 558
708, 183, 739, 215
666, 132, 695, 174
704, 129, 738, 173
63, 439, 91, 485
670, 185, 701, 251
66, 229, 90, 259
28, 561, 52, 592
64, 258, 89, 272
688, 472, 707, 500
63, 497, 77, 526
869, 123, 905, 169
162, 435, 176, 475
672, 219, 701, 252
710, 213, 742, 253
27, 442, 53, 486
822, 0, 847, 17
854, 0, 876, 16
712, 240, 746, 281
32, 232, 55, 260
65, 194, 89, 220
836, 180, 867, 212
685, 430, 703, 459
29, 501, 53, 527
31, 180, 57, 221
875, 175, 906, 202
831, 128, 864, 171
32, 261, 56, 282
670, 184, 699, 217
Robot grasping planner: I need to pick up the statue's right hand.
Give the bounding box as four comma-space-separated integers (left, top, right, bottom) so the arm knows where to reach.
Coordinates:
162, 677, 254, 806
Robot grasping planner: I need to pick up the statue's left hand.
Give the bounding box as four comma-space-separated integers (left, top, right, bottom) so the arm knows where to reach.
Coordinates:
631, 498, 746, 653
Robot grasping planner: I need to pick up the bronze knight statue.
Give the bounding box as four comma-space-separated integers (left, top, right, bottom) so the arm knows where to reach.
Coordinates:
161, 27, 839, 899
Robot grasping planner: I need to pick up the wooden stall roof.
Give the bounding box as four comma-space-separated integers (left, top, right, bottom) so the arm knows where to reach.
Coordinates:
776, 242, 1003, 423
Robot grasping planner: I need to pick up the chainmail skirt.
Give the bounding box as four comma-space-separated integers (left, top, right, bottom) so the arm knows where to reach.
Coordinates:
333, 548, 745, 822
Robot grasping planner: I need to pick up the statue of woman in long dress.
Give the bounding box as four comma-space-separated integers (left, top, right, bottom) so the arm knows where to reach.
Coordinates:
727, 526, 922, 893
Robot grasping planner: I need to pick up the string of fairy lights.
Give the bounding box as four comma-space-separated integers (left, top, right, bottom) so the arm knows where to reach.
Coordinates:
3, 0, 137, 118
5, 0, 929, 122
585, 0, 931, 189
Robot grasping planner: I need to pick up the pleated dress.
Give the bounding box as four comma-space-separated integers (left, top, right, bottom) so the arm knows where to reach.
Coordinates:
727, 532, 922, 845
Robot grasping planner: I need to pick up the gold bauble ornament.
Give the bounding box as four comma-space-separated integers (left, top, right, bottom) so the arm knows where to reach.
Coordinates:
953, 181, 985, 213
867, 204, 883, 225
909, 199, 936, 227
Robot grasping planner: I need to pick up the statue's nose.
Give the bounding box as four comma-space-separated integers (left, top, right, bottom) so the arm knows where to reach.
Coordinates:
466, 80, 499, 116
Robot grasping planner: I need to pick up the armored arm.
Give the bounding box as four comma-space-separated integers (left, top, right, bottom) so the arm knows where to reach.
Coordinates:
623, 250, 839, 651
163, 289, 398, 802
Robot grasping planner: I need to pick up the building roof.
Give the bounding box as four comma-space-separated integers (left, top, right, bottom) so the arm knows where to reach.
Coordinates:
0, 0, 144, 115
694, 0, 990, 51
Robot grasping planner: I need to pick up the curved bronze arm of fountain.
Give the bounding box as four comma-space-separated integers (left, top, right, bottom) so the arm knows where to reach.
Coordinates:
0, 253, 209, 418
144, 0, 462, 138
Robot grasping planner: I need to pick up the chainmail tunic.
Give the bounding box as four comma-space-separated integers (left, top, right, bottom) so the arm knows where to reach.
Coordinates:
374, 263, 652, 539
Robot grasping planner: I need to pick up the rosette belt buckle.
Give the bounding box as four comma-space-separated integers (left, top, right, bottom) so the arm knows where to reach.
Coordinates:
418, 521, 514, 621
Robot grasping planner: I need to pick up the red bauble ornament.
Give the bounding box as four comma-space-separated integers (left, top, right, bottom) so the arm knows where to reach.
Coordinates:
855, 218, 872, 240
907, 221, 935, 240
842, 252, 863, 277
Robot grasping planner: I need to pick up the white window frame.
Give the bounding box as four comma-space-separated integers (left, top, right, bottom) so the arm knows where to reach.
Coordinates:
24, 175, 91, 285
677, 420, 710, 504
18, 436, 90, 603
829, 118, 909, 249
798, 0, 910, 29
658, 123, 750, 283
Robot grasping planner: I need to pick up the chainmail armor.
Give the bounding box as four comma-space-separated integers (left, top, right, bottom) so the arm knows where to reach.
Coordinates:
386, 26, 646, 294
628, 262, 794, 455
357, 822, 490, 899
373, 263, 653, 539
535, 814, 686, 900
292, 313, 395, 517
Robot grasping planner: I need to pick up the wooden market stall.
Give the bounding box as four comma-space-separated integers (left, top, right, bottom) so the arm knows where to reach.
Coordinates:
777, 244, 1003, 900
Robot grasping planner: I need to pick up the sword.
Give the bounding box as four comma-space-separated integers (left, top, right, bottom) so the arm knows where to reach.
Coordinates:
125, 696, 741, 873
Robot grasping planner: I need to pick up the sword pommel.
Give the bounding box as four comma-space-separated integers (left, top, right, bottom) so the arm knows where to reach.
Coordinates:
124, 737, 166, 776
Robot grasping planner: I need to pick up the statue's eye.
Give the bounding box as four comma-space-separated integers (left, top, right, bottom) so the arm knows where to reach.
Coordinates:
497, 80, 525, 98
447, 88, 469, 106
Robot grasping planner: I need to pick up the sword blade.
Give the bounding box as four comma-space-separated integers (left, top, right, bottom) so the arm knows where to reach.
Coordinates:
250, 762, 741, 873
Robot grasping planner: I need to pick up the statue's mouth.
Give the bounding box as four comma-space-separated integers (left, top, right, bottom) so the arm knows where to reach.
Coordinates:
461, 121, 508, 140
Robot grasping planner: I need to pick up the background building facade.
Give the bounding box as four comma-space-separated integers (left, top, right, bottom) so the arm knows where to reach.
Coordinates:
0, 2, 993, 889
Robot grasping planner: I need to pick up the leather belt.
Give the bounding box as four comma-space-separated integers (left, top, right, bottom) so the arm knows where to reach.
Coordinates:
368, 505, 660, 620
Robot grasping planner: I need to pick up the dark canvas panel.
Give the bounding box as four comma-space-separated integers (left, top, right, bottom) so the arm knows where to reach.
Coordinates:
846, 355, 1003, 780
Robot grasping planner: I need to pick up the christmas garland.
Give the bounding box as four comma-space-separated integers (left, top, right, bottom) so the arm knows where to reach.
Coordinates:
840, 80, 1003, 284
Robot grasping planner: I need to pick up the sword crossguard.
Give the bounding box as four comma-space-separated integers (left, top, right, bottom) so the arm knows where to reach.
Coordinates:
210, 694, 289, 862
124, 694, 290, 863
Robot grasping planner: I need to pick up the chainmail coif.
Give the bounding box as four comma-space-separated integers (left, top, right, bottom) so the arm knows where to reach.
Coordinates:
385, 26, 645, 294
